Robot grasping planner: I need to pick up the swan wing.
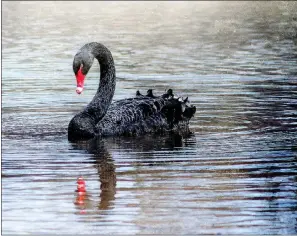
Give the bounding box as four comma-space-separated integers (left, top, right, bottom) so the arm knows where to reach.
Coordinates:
96, 96, 169, 136
96, 96, 196, 137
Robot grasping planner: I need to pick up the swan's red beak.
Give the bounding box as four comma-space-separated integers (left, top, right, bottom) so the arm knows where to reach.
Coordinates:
76, 67, 85, 94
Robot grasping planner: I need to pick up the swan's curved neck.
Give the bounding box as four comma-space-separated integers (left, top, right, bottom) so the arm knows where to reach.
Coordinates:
85, 43, 116, 122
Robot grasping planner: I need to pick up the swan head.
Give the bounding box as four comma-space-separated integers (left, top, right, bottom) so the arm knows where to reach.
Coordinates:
73, 51, 94, 94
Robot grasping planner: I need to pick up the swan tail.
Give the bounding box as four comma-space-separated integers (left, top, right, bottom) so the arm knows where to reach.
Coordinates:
161, 97, 196, 129
123, 89, 196, 136
136, 89, 196, 129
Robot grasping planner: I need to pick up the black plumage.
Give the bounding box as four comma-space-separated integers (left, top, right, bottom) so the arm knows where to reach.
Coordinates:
146, 89, 157, 98
68, 42, 196, 141
136, 90, 143, 96
162, 89, 173, 99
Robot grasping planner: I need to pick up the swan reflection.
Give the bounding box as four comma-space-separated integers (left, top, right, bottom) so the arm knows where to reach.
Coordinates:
70, 132, 196, 214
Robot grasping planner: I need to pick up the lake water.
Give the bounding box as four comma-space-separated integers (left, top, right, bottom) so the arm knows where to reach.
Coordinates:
2, 1, 297, 234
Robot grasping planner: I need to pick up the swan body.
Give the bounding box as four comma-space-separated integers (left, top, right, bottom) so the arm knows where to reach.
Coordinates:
68, 42, 196, 141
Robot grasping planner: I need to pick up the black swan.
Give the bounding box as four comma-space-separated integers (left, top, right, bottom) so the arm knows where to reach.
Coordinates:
68, 42, 196, 141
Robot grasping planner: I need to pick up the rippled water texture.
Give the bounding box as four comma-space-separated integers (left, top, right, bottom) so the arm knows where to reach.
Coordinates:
2, 1, 297, 234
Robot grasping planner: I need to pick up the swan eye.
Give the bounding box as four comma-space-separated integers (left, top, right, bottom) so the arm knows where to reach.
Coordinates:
73, 60, 82, 75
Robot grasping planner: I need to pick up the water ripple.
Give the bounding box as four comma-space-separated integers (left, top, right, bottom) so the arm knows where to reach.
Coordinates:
2, 1, 297, 234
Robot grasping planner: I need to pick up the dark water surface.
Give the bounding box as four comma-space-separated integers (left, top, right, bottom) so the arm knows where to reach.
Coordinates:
2, 2, 297, 234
